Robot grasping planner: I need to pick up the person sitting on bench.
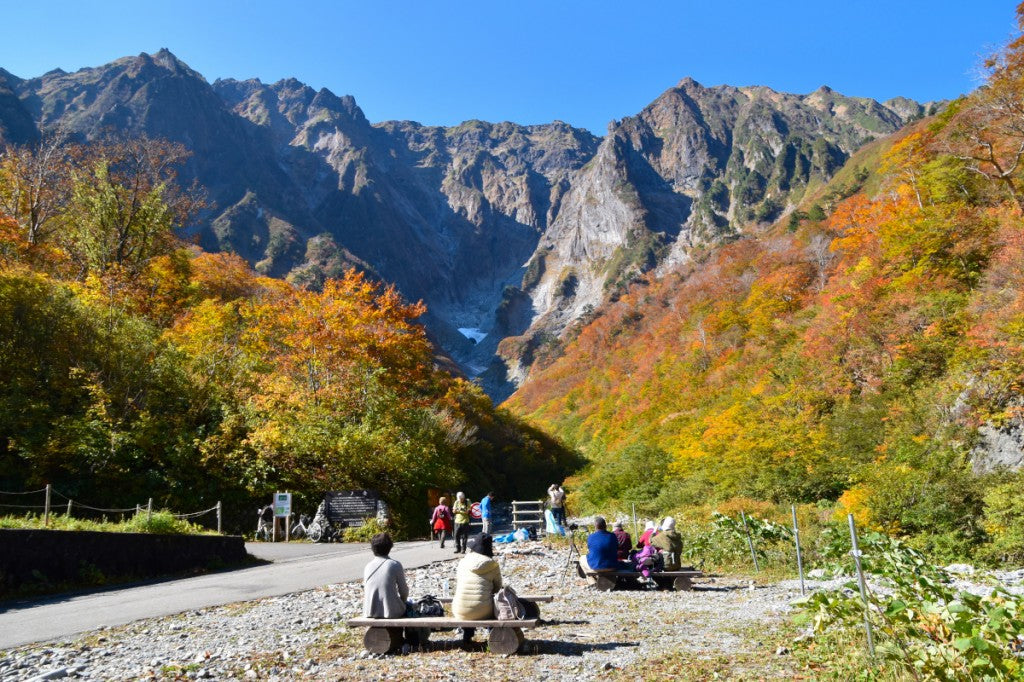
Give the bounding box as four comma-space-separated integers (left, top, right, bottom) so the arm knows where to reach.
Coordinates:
650, 516, 683, 571
363, 532, 426, 648
637, 520, 656, 548
452, 533, 502, 645
612, 520, 632, 560
580, 516, 632, 580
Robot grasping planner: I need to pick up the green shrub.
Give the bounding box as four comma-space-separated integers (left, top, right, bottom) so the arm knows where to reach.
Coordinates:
0, 511, 212, 535
980, 474, 1024, 565
795, 530, 1024, 680
342, 517, 390, 543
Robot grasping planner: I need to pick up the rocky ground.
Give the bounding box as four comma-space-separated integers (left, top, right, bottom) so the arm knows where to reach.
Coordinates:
4, 544, 1022, 682
0, 542, 810, 681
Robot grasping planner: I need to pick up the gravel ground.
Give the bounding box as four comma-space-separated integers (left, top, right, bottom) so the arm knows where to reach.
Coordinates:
3, 544, 1022, 681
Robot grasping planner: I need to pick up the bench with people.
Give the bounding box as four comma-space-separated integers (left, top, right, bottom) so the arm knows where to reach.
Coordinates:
346, 532, 548, 655
577, 516, 704, 591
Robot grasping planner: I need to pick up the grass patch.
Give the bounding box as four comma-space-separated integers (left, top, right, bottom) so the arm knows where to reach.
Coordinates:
0, 511, 216, 535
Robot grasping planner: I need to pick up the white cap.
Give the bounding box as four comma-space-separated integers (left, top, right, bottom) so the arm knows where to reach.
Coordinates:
661, 517, 676, 531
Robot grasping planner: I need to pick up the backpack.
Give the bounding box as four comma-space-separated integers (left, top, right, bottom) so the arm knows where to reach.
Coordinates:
411, 594, 444, 617
634, 544, 664, 577
493, 586, 526, 620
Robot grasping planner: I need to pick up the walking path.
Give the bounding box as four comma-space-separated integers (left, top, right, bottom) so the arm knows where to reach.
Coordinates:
0, 540, 454, 649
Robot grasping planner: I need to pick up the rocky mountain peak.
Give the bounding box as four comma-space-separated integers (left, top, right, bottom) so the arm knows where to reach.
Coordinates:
0, 52, 929, 399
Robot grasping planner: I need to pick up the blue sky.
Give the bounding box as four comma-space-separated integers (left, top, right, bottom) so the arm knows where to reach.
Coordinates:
1, 1, 1015, 134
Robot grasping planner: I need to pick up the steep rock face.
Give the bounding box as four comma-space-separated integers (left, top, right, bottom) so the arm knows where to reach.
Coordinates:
0, 52, 925, 399
0, 69, 37, 145
497, 79, 932, 389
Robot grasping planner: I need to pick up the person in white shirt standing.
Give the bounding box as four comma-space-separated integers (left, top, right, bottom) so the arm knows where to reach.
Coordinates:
548, 484, 567, 527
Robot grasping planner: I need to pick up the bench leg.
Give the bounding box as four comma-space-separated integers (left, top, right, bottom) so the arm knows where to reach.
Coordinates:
595, 574, 618, 592
673, 575, 694, 591
488, 627, 524, 655
364, 627, 403, 654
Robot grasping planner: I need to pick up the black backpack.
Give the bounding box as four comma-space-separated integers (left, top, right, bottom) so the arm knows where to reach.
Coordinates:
412, 594, 444, 617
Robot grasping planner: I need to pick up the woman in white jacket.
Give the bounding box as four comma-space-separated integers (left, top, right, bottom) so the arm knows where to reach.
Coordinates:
452, 533, 502, 644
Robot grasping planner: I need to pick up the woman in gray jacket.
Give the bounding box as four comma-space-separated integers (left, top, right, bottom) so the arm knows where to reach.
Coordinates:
363, 532, 408, 618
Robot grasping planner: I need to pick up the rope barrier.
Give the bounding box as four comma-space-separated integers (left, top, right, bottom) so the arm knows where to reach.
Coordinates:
69, 502, 139, 513
0, 488, 47, 495
173, 505, 219, 519
0, 488, 221, 526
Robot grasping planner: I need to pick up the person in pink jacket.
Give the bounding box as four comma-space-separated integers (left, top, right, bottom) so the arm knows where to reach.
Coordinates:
430, 497, 453, 548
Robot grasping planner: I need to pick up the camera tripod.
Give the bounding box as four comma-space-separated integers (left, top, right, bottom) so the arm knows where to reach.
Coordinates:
559, 525, 584, 588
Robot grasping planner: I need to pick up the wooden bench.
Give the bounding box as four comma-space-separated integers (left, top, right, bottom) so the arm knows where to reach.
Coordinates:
576, 562, 703, 591
437, 595, 553, 619
346, 617, 539, 655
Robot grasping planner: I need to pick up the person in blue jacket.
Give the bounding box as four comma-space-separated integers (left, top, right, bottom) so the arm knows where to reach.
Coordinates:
583, 516, 631, 575
480, 492, 494, 534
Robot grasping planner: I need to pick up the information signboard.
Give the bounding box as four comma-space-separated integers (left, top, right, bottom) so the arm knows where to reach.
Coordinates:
273, 492, 292, 518
325, 490, 382, 527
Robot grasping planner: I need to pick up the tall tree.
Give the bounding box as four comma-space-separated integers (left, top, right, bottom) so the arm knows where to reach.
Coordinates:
0, 131, 72, 247
66, 136, 202, 278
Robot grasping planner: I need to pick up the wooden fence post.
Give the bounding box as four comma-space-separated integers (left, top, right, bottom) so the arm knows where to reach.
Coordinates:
44, 484, 51, 526
216, 501, 222, 534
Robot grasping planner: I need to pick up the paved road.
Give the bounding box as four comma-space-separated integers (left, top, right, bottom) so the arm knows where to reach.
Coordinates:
0, 540, 455, 649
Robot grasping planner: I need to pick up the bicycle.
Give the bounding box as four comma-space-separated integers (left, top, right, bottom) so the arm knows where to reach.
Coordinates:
290, 513, 311, 539
307, 502, 343, 543
255, 505, 274, 541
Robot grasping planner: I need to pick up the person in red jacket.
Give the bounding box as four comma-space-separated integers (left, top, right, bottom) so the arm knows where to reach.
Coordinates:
637, 520, 656, 548
430, 497, 454, 548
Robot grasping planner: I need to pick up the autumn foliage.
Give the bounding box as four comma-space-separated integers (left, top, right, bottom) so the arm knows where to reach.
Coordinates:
0, 137, 578, 533
507, 11, 1024, 558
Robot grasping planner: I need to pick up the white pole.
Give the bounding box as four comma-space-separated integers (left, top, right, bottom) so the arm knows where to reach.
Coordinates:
216, 501, 222, 534
741, 511, 759, 573
44, 484, 51, 526
792, 505, 805, 596
847, 514, 875, 658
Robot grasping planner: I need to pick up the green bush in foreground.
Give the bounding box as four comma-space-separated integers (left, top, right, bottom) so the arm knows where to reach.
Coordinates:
341, 517, 389, 543
795, 530, 1024, 680
0, 511, 214, 535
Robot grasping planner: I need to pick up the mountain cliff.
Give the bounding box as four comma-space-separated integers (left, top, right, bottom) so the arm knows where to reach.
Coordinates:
0, 51, 930, 397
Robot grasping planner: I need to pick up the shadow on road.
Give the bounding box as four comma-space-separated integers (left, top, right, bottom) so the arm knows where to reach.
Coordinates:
0, 555, 267, 614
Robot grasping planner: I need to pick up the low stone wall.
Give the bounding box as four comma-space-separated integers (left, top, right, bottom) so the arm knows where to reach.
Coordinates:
0, 529, 248, 595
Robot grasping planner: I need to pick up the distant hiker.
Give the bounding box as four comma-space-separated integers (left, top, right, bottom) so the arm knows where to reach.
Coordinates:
580, 516, 631, 581
651, 516, 683, 571
452, 491, 471, 554
480, 492, 494, 534
637, 520, 656, 548
431, 496, 453, 548
452, 533, 502, 645
548, 484, 566, 526
612, 520, 632, 560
